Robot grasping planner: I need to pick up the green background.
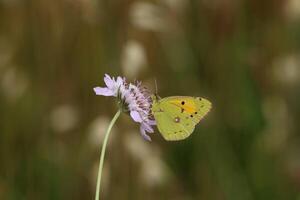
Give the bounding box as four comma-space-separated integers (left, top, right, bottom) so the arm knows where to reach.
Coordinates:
1, 0, 300, 199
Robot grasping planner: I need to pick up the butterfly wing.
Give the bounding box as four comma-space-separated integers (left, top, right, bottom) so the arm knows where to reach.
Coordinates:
153, 104, 195, 141
152, 96, 212, 141
162, 96, 212, 123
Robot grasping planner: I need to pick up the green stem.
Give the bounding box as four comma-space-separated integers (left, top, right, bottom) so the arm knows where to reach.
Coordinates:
95, 110, 121, 200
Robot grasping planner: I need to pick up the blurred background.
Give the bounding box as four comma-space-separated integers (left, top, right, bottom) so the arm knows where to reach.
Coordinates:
1, 0, 300, 199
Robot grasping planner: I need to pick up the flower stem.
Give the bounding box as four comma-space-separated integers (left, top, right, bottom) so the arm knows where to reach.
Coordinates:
95, 109, 121, 200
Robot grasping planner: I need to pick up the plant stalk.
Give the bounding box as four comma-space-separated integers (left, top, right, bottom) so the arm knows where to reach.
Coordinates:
95, 109, 121, 200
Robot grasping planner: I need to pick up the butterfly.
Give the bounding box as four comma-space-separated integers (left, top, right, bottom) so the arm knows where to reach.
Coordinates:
151, 95, 212, 141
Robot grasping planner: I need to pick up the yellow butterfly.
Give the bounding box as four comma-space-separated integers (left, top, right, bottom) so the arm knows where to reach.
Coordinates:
151, 96, 212, 141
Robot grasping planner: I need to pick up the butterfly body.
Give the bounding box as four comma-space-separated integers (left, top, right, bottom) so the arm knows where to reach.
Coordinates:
151, 96, 211, 141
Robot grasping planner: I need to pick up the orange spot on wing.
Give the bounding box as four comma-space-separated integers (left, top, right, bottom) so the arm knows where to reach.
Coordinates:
169, 100, 196, 114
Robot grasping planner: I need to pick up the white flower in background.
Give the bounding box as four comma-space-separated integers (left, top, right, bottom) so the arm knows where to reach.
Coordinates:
1, 67, 29, 102
285, 0, 300, 20
272, 54, 300, 86
121, 40, 147, 79
124, 131, 152, 161
140, 156, 170, 187
88, 116, 116, 147
50, 104, 79, 133
124, 131, 171, 187
130, 2, 168, 32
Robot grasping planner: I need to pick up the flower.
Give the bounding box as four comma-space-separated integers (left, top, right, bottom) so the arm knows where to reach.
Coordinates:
94, 74, 156, 141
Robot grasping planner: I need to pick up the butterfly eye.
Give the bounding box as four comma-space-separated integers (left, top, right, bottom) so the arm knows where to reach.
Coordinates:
194, 112, 198, 114
190, 115, 193, 118
181, 101, 185, 105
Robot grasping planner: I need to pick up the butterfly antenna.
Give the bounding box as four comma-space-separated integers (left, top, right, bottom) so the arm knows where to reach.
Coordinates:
153, 78, 161, 100
154, 78, 158, 95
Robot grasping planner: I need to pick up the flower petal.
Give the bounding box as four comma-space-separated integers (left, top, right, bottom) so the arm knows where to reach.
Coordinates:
116, 76, 123, 86
130, 111, 143, 122
140, 126, 152, 141
142, 122, 154, 133
148, 119, 156, 126
93, 87, 114, 96
104, 74, 115, 89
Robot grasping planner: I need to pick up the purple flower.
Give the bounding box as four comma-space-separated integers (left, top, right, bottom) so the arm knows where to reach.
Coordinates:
94, 74, 156, 141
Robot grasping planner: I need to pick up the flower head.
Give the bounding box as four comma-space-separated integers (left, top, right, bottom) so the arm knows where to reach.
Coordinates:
94, 74, 156, 141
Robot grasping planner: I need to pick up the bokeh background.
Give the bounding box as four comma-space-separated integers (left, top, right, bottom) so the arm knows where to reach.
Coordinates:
1, 0, 300, 199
